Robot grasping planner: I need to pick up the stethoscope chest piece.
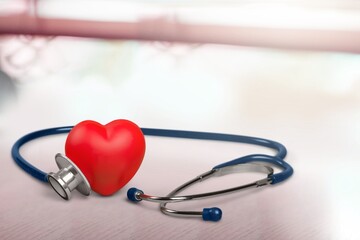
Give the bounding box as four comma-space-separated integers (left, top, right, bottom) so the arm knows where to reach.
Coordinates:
47, 153, 91, 200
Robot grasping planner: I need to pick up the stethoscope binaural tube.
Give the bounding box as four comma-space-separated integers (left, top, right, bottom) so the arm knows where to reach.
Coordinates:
127, 154, 293, 221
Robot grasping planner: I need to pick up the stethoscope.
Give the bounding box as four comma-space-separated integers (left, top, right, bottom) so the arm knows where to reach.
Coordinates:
12, 126, 293, 222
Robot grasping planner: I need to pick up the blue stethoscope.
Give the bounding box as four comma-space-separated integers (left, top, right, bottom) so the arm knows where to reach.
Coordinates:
12, 126, 293, 222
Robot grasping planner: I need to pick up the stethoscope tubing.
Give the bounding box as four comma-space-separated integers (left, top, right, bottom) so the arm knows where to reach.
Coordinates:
11, 126, 289, 183
11, 126, 293, 222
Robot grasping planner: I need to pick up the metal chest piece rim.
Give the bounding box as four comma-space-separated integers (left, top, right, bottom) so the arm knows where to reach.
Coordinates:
47, 153, 91, 200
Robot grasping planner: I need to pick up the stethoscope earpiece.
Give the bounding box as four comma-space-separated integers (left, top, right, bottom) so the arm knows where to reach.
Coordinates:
202, 207, 222, 222
127, 187, 144, 202
47, 153, 91, 200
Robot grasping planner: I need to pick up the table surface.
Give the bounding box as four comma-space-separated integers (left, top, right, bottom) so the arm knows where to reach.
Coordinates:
0, 38, 360, 240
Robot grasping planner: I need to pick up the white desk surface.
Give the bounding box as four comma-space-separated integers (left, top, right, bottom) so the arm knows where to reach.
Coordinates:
0, 39, 360, 239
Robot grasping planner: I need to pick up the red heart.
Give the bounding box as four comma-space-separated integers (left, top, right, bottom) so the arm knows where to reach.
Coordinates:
65, 120, 146, 196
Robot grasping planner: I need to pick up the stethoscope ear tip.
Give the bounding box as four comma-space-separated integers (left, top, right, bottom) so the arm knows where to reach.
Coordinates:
202, 207, 222, 222
127, 187, 144, 202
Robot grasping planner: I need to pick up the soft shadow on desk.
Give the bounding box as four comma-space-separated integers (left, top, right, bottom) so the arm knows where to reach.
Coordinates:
122, 187, 268, 212
41, 184, 138, 203
41, 184, 65, 202
90, 188, 159, 211
41, 184, 90, 202
40, 183, 275, 206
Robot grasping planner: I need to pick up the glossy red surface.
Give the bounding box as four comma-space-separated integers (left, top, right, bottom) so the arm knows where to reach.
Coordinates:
65, 120, 146, 195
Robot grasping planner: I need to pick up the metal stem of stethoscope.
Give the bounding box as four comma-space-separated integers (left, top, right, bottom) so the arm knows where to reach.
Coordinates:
128, 163, 274, 221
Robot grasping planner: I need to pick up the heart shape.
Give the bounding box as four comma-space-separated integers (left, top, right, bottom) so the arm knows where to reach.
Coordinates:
65, 120, 146, 196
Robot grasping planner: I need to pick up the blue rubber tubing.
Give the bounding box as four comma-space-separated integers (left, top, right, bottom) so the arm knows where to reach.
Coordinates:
11, 126, 289, 183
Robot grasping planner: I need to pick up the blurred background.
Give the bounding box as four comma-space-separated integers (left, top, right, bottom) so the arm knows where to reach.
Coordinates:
0, 1, 360, 239
0, 0, 360, 131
